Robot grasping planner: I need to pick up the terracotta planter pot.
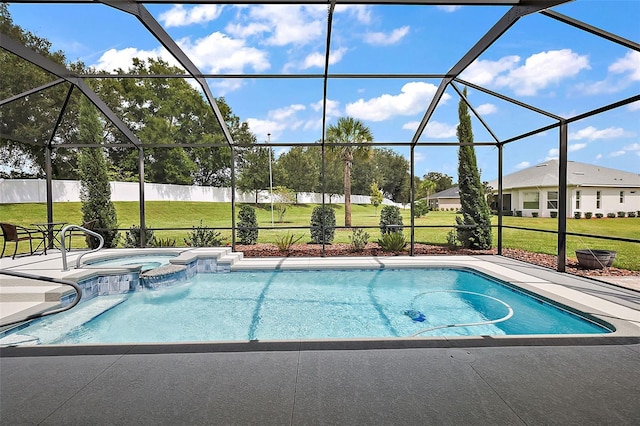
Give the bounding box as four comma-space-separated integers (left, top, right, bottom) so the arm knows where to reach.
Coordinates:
575, 249, 616, 269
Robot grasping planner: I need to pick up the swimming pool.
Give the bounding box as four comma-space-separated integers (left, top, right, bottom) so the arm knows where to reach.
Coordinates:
4, 268, 610, 345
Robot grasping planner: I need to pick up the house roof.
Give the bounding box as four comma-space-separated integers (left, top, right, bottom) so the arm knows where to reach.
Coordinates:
487, 160, 640, 190
432, 186, 460, 199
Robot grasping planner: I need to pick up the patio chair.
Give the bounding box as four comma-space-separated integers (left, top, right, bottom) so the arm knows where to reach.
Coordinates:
0, 223, 47, 259
65, 219, 97, 250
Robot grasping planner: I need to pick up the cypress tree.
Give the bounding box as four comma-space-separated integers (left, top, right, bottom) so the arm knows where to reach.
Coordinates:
78, 98, 120, 248
456, 88, 492, 249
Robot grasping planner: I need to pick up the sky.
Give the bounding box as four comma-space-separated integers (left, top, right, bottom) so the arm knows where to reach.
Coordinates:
6, 0, 640, 181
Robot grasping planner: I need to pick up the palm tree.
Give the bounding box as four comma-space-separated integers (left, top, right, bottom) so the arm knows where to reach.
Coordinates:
326, 117, 373, 227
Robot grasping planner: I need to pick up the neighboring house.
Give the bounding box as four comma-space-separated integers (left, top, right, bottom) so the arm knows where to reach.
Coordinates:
429, 186, 461, 211
487, 160, 640, 218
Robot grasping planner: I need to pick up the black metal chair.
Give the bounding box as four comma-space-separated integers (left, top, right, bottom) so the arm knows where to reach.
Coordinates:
66, 219, 98, 250
0, 223, 47, 259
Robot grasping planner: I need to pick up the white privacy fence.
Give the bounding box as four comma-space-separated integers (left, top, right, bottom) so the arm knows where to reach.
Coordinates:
0, 179, 403, 207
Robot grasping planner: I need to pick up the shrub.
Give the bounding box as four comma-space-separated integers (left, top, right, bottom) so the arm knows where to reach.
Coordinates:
275, 232, 304, 252
151, 237, 176, 247
628, 211, 637, 218
574, 212, 581, 219
617, 211, 626, 218
380, 205, 404, 235
377, 232, 406, 252
531, 212, 539, 218
310, 205, 335, 244
349, 228, 369, 252
607, 212, 616, 218
584, 212, 593, 219
124, 225, 154, 248
595, 213, 604, 219
185, 220, 225, 247
446, 230, 459, 250
515, 210, 522, 217
550, 211, 558, 219
413, 200, 429, 218
237, 205, 258, 245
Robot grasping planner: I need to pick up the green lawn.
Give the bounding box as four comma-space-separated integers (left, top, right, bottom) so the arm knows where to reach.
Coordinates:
2, 202, 639, 270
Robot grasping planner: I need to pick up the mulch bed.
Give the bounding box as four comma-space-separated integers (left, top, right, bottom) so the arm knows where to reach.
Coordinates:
234, 243, 640, 277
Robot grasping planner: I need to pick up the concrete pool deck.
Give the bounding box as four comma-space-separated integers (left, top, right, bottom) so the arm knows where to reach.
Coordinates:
1, 250, 640, 424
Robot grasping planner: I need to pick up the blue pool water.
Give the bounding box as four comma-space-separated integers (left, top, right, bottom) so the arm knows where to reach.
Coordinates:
9, 268, 610, 345
85, 255, 177, 272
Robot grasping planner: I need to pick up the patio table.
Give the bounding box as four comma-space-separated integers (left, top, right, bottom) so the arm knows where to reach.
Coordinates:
30, 222, 67, 251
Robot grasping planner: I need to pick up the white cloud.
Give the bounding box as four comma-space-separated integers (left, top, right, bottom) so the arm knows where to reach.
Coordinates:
424, 121, 457, 138
414, 152, 426, 162
610, 150, 626, 157
246, 118, 287, 141
595, 154, 603, 160
569, 126, 631, 141
569, 143, 587, 152
515, 161, 530, 170
609, 50, 640, 81
476, 103, 497, 115
93, 47, 179, 72
628, 101, 640, 111
437, 6, 461, 12
463, 50, 590, 96
546, 148, 559, 160
402, 121, 419, 131
159, 5, 223, 27
345, 82, 450, 121
248, 5, 325, 46
311, 99, 341, 117
495, 49, 590, 96
624, 143, 640, 151
269, 104, 306, 121
225, 22, 270, 39
364, 26, 410, 46
179, 32, 270, 74
300, 48, 347, 69
462, 56, 520, 86
93, 31, 270, 79
335, 5, 372, 24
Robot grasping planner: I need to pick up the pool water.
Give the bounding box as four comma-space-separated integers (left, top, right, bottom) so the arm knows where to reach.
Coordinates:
85, 255, 177, 272
14, 268, 610, 345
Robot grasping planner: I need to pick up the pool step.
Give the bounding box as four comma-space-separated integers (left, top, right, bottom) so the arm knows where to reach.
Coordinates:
217, 251, 243, 267
0, 283, 76, 303
0, 301, 61, 328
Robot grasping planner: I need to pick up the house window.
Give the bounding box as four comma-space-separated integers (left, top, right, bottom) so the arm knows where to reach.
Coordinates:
575, 190, 581, 210
596, 191, 601, 209
523, 192, 539, 209
620, 191, 624, 203
547, 191, 558, 209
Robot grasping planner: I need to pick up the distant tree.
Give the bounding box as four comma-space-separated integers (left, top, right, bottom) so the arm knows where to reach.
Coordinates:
455, 88, 492, 250
313, 148, 344, 204
237, 146, 272, 205
272, 186, 295, 223
277, 147, 318, 202
0, 4, 82, 178
370, 182, 384, 213
326, 117, 373, 227
423, 172, 455, 193
77, 98, 120, 248
418, 179, 437, 202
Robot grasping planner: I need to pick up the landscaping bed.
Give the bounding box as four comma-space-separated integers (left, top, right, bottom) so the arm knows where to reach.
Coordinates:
235, 244, 640, 278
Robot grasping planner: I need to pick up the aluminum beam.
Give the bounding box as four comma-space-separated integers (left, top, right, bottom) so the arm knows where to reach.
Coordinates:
0, 32, 143, 149
541, 10, 640, 52
411, 1, 569, 146
0, 79, 66, 106
102, 1, 236, 149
